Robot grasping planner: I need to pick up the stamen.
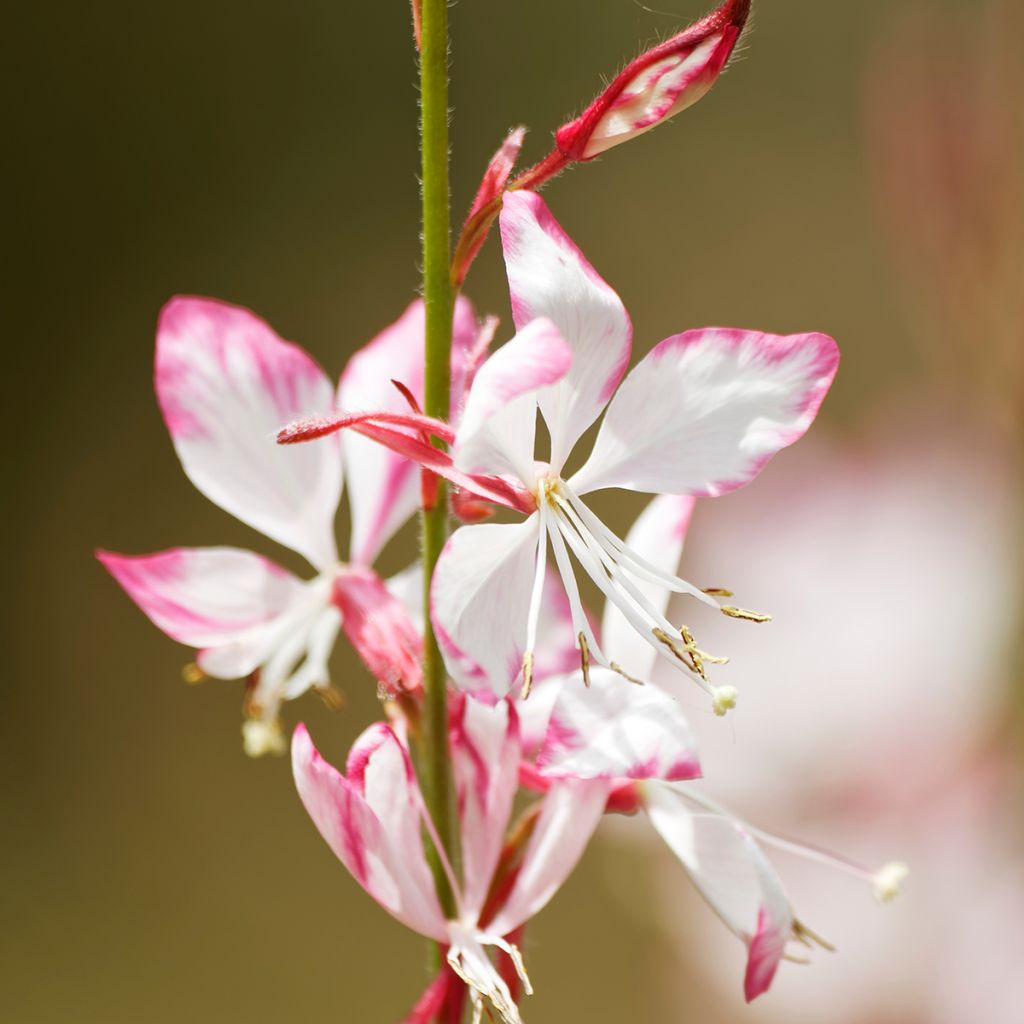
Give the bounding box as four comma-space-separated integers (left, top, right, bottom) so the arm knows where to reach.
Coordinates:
652, 627, 714, 692
721, 605, 772, 623
182, 662, 205, 685
317, 685, 346, 711
520, 651, 535, 700
792, 919, 835, 952
610, 662, 645, 686
490, 936, 534, 996
544, 514, 607, 667
702, 587, 734, 598
578, 632, 592, 687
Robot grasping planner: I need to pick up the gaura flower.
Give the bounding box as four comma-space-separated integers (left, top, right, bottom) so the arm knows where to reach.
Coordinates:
529, 494, 906, 1002
554, 0, 752, 162
281, 191, 839, 713
292, 695, 609, 1024
99, 295, 480, 754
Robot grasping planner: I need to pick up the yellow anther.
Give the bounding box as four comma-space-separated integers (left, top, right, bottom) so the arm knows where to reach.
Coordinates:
317, 685, 346, 711
792, 919, 835, 952
520, 651, 535, 700
182, 662, 206, 685
702, 587, 734, 598
610, 662, 645, 686
578, 632, 591, 687
721, 605, 772, 623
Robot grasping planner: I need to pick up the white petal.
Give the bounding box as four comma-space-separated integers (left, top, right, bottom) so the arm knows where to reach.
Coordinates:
98, 546, 305, 673
339, 297, 479, 565
156, 296, 342, 570
451, 697, 521, 918
499, 192, 632, 471
570, 328, 839, 497
644, 783, 793, 1001
431, 518, 542, 694
454, 317, 572, 483
487, 776, 609, 935
292, 724, 448, 942
537, 667, 701, 782
600, 494, 695, 680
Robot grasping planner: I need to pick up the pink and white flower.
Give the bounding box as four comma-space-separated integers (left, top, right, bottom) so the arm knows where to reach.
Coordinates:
281, 192, 838, 710
99, 295, 480, 754
292, 695, 609, 1023
527, 494, 905, 1002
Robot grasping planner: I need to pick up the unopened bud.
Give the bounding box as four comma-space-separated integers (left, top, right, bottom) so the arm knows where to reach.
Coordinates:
555, 0, 750, 161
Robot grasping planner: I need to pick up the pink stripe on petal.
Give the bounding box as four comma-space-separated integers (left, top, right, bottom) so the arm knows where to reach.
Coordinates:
744, 906, 788, 1002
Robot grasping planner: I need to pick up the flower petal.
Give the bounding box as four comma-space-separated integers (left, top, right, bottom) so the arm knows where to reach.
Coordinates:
431, 518, 543, 694
338, 297, 479, 565
450, 696, 521, 918
156, 296, 341, 570
334, 566, 423, 695
487, 776, 610, 936
537, 667, 701, 782
644, 783, 792, 1001
570, 328, 839, 497
454, 317, 572, 483
292, 723, 447, 941
600, 494, 695, 680
97, 546, 304, 669
499, 192, 632, 471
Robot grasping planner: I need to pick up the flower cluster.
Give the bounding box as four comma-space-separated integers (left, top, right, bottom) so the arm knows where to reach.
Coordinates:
100, 3, 904, 1020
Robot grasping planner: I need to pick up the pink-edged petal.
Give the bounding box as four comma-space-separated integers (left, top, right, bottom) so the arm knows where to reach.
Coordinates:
450, 696, 521, 918
292, 724, 448, 941
600, 495, 695, 680
643, 784, 792, 1001
156, 296, 341, 570
97, 546, 304, 663
339, 297, 478, 565
454, 317, 572, 483
537, 667, 701, 782
570, 328, 840, 497
431, 518, 543, 694
334, 566, 422, 695
499, 192, 632, 471
487, 776, 610, 936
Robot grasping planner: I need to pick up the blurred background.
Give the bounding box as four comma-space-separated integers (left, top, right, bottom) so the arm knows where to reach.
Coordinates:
6, 0, 1021, 1021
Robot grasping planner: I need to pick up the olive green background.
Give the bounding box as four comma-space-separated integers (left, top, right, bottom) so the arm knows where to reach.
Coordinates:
5, 1, 1014, 1021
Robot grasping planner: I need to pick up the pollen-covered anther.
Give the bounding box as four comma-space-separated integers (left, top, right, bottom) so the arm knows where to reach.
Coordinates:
872, 861, 909, 903
653, 626, 704, 678
578, 631, 592, 687
721, 604, 772, 623
610, 662, 645, 686
317, 684, 346, 711
521, 651, 535, 700
792, 918, 836, 952
711, 685, 738, 717
181, 662, 205, 685
680, 624, 730, 678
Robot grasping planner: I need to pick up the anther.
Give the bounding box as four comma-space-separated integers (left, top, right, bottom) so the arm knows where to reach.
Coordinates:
182, 662, 205, 685
792, 919, 836, 952
702, 587, 734, 598
578, 632, 592, 687
721, 605, 772, 623
317, 685, 346, 711
610, 662, 645, 686
521, 651, 535, 700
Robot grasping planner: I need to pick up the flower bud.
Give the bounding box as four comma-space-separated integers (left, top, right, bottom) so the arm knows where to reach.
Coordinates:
555, 0, 750, 161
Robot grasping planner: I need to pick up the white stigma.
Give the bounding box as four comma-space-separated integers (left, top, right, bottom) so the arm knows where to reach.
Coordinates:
242, 717, 287, 758
872, 861, 909, 903
711, 685, 738, 716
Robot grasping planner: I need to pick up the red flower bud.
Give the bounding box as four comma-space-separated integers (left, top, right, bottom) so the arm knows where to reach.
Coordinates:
555, 0, 750, 161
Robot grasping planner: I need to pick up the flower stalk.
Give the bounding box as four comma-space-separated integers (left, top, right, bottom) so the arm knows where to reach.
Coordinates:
418, 0, 458, 918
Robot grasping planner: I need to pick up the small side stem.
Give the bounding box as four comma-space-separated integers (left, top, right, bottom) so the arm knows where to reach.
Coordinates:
417, 0, 457, 919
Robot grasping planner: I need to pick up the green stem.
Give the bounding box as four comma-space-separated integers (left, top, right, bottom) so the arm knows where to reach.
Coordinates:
417, 0, 457, 919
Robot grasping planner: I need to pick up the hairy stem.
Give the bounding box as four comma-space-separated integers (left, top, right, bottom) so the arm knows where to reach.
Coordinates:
417, 0, 457, 918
